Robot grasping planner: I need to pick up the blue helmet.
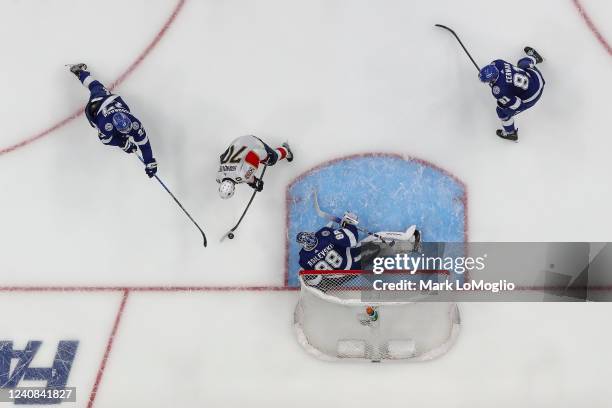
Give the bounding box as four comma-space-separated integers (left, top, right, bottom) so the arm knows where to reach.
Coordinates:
112, 112, 132, 134
296, 232, 318, 251
478, 64, 499, 83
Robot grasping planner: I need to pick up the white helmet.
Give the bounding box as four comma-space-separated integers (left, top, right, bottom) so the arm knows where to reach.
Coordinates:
218, 179, 236, 199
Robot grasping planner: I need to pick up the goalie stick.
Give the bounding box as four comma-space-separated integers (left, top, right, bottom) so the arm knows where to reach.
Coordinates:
312, 190, 395, 247
220, 164, 268, 242
434, 24, 481, 72
136, 155, 207, 247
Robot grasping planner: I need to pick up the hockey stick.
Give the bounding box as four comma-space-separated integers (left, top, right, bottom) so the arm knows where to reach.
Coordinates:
136, 155, 207, 247
220, 165, 268, 241
434, 24, 481, 72
312, 190, 395, 247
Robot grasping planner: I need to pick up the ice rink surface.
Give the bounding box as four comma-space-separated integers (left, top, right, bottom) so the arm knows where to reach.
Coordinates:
0, 0, 611, 406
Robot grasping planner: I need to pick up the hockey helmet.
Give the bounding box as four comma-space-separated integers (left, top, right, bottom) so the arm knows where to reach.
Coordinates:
112, 112, 133, 134
296, 232, 318, 251
478, 64, 499, 83
218, 178, 236, 199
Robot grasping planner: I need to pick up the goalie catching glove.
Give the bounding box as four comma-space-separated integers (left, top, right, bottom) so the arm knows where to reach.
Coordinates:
341, 211, 358, 228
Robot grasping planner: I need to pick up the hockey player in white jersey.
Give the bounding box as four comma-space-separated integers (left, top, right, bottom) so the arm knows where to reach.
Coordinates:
216, 135, 293, 199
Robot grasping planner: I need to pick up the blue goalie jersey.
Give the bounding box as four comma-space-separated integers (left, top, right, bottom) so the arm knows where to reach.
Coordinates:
298, 223, 361, 271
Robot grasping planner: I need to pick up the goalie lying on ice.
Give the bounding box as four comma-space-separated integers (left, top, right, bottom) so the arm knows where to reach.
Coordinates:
298, 221, 421, 290
297, 212, 361, 286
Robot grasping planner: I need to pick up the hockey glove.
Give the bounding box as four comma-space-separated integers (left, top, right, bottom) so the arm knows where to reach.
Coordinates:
341, 211, 359, 227
145, 159, 158, 178
265, 151, 279, 166
248, 177, 264, 192
121, 139, 138, 154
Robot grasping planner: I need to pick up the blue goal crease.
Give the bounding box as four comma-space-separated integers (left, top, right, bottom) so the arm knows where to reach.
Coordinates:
286, 155, 467, 287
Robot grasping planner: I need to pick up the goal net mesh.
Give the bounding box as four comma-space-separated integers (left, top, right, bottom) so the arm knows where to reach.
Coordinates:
294, 270, 460, 362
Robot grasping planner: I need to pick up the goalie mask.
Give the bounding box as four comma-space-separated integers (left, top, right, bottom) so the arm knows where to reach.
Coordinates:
296, 232, 318, 251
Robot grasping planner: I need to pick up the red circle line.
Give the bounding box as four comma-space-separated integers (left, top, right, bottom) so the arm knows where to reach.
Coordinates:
1, 0, 609, 156
0, 0, 186, 156
572, 0, 612, 56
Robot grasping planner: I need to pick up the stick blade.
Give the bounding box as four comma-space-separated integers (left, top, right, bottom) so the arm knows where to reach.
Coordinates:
219, 230, 235, 242
312, 190, 339, 223
434, 23, 453, 32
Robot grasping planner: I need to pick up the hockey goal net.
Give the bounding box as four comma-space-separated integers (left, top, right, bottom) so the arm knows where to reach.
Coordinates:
294, 270, 460, 362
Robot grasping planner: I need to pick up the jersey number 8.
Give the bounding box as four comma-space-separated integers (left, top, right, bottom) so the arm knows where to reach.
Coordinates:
513, 73, 529, 91
314, 250, 344, 270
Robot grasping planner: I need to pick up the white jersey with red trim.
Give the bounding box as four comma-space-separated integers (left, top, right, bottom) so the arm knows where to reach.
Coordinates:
217, 135, 267, 184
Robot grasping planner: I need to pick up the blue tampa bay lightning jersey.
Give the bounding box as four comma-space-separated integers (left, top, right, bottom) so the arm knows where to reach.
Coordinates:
489, 59, 545, 113
298, 223, 361, 271
80, 72, 154, 164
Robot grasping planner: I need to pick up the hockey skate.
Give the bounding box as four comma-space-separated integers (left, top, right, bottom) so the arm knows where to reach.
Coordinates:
496, 129, 518, 142
67, 63, 87, 77
282, 142, 294, 162
524, 47, 544, 64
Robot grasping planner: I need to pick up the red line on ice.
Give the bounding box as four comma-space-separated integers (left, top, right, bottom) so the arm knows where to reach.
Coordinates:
1, 0, 609, 156
0, 284, 611, 293
0, 0, 186, 156
0, 285, 297, 292
87, 289, 130, 408
572, 0, 612, 56
299, 269, 451, 275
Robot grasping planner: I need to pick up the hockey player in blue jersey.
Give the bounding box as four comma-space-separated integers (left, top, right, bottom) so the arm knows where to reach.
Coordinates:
297, 212, 361, 288
68, 63, 158, 177
479, 47, 545, 142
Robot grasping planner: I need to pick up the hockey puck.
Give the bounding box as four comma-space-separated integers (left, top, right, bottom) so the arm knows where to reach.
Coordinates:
228, 233, 234, 239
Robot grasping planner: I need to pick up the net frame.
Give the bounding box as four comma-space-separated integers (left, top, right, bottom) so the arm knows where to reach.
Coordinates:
294, 270, 461, 362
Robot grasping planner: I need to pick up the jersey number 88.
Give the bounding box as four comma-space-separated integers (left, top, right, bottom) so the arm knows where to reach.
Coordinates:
314, 250, 344, 270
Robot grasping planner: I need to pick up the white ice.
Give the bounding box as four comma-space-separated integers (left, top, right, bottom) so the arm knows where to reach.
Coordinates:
0, 0, 611, 406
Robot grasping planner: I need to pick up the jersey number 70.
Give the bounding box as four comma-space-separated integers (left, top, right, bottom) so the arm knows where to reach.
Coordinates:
220, 146, 246, 164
